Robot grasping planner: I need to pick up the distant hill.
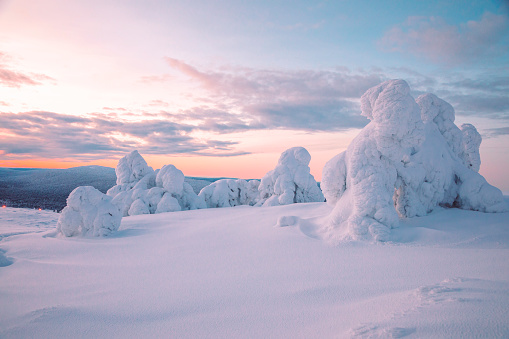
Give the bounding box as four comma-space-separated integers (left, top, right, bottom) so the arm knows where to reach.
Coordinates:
0, 166, 116, 211
0, 166, 216, 212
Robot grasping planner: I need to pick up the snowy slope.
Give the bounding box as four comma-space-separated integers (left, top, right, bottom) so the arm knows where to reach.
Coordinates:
0, 201, 508, 338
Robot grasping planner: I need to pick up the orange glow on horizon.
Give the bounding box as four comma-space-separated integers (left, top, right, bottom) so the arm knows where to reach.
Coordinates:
0, 158, 118, 169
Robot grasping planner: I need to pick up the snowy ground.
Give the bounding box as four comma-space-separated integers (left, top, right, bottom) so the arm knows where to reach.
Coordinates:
0, 201, 508, 338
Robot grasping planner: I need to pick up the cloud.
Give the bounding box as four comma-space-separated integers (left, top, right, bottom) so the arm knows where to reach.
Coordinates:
0, 51, 54, 88
139, 74, 174, 84
444, 94, 509, 118
485, 126, 509, 137
423, 71, 509, 120
443, 76, 509, 95
379, 12, 509, 64
0, 111, 248, 160
165, 58, 383, 131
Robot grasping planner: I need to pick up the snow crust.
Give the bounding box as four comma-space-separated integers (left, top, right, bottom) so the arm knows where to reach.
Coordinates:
198, 179, 260, 208
107, 151, 206, 217
322, 80, 508, 242
56, 186, 121, 237
257, 147, 324, 207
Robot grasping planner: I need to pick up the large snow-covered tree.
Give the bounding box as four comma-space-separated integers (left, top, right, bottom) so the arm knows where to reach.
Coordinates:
321, 79, 507, 242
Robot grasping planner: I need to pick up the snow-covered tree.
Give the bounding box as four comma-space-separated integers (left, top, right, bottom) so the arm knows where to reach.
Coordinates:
199, 179, 260, 208
57, 186, 122, 237
257, 147, 325, 207
322, 79, 507, 242
107, 151, 206, 216
460, 123, 482, 172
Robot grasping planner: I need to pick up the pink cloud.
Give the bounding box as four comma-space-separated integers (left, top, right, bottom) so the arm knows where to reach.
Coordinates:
0, 51, 55, 88
378, 12, 509, 64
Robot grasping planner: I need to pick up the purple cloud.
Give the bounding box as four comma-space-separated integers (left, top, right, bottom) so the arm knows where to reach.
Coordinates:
379, 12, 509, 64
165, 58, 384, 131
0, 111, 248, 161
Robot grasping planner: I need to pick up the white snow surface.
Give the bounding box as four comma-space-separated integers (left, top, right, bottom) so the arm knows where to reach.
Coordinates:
258, 147, 324, 207
321, 80, 508, 242
1, 201, 509, 338
199, 179, 260, 208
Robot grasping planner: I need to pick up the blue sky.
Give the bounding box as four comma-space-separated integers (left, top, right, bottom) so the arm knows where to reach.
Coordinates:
0, 0, 508, 189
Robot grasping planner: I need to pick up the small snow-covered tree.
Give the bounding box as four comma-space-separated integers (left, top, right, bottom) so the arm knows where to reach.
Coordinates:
107, 151, 206, 216
199, 179, 260, 208
257, 147, 324, 207
57, 186, 122, 237
460, 123, 482, 172
321, 80, 507, 242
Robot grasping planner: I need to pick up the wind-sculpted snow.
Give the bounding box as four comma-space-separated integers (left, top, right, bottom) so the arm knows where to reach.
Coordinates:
322, 79, 508, 242
199, 179, 260, 208
57, 186, 121, 237
107, 151, 206, 217
257, 147, 325, 207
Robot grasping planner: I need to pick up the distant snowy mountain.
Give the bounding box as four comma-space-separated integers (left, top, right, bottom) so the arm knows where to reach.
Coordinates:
0, 167, 216, 211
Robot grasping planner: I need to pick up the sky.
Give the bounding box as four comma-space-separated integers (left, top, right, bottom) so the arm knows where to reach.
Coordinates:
0, 0, 508, 190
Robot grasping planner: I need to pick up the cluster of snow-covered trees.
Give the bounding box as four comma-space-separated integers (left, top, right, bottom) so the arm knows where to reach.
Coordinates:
57, 79, 507, 240
57, 147, 324, 237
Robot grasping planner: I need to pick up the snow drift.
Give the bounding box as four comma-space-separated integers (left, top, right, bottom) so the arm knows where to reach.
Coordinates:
322, 79, 508, 242
257, 147, 324, 207
57, 186, 122, 237
107, 152, 206, 216
199, 179, 260, 208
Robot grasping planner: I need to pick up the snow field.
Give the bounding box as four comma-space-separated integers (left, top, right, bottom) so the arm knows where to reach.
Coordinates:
1, 201, 509, 338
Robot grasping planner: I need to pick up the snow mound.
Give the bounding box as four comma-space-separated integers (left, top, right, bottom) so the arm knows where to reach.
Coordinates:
257, 147, 325, 207
276, 215, 299, 227
199, 179, 260, 208
107, 151, 206, 216
57, 186, 122, 237
322, 79, 508, 242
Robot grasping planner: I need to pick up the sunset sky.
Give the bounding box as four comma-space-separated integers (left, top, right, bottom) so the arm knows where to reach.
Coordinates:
0, 0, 508, 190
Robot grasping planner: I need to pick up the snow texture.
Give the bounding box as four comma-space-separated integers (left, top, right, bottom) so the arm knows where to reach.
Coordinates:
56, 186, 121, 237
107, 151, 206, 216
199, 179, 260, 208
257, 147, 325, 207
322, 79, 507, 242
